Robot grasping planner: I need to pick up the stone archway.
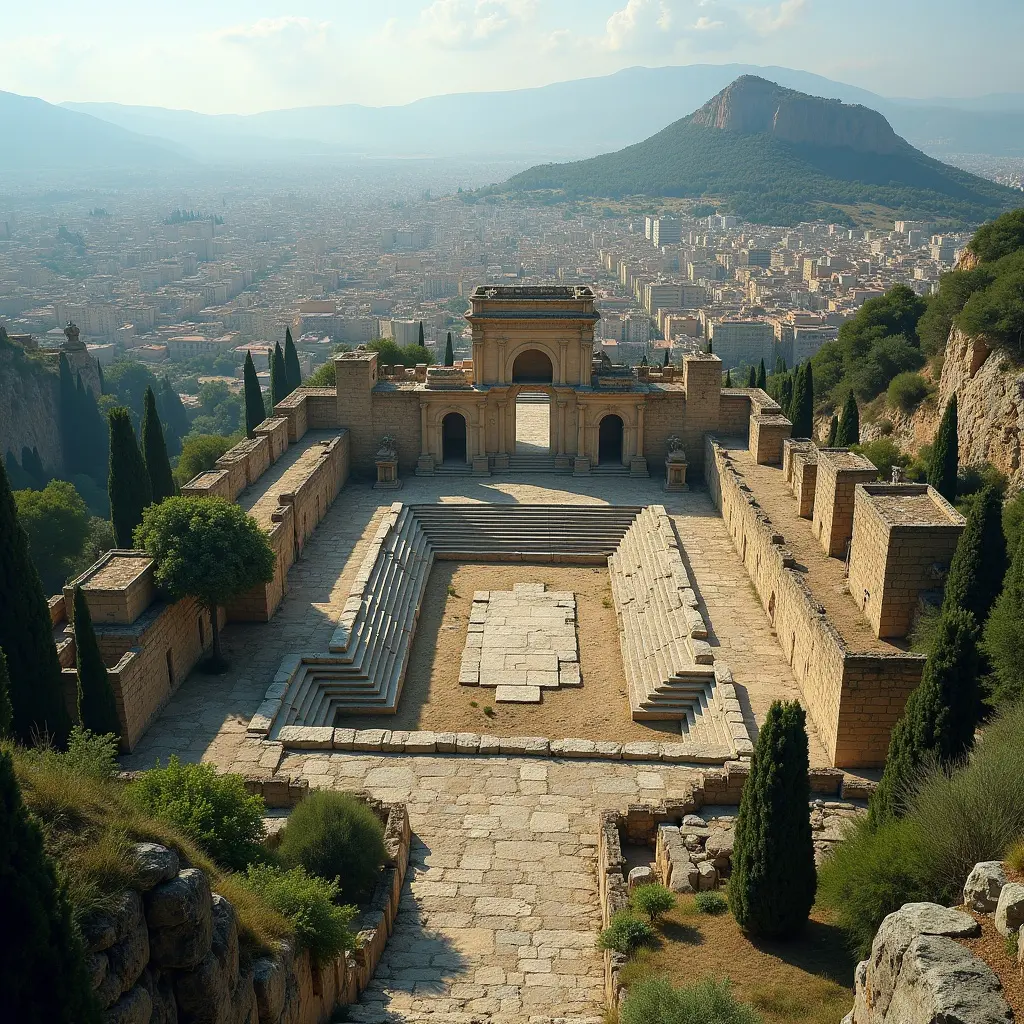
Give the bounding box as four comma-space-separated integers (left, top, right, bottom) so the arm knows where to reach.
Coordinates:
512, 349, 554, 384
597, 414, 624, 465
441, 412, 468, 463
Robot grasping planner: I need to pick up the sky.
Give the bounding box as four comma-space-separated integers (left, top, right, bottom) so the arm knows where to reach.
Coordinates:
4, 0, 1023, 114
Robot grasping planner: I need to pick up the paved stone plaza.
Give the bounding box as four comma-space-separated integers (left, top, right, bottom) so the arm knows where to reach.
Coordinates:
459, 584, 581, 703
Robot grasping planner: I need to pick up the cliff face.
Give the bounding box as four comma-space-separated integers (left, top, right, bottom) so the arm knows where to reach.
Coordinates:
0, 346, 63, 473
689, 75, 906, 155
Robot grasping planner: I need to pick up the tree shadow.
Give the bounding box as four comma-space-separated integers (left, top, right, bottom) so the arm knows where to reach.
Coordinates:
659, 919, 704, 946
747, 915, 857, 986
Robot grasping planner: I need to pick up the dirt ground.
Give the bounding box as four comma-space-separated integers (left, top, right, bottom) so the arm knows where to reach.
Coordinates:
341, 561, 681, 741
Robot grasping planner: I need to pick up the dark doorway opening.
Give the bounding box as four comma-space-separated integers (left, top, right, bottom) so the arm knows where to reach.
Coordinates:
598, 414, 624, 465
442, 413, 467, 463
512, 349, 553, 384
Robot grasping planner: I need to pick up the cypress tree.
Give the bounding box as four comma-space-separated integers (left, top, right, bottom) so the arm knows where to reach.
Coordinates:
72, 587, 121, 738
826, 414, 838, 447
78, 376, 108, 482
780, 371, 794, 414
0, 749, 101, 1022
157, 378, 188, 457
107, 407, 151, 548
662, 347, 669, 367
870, 608, 979, 825
444, 332, 455, 367
21, 446, 45, 488
0, 458, 70, 745
747, 365, 757, 388
928, 394, 959, 503
58, 353, 80, 475
284, 327, 302, 394
756, 358, 767, 390
728, 700, 816, 938
835, 390, 860, 447
724, 369, 732, 388
417, 321, 425, 348
270, 343, 288, 407
243, 351, 265, 437
790, 362, 814, 438
0, 649, 13, 736
982, 539, 1024, 706
97, 361, 105, 394
774, 355, 786, 375
707, 339, 713, 354
141, 387, 175, 504
942, 485, 1007, 622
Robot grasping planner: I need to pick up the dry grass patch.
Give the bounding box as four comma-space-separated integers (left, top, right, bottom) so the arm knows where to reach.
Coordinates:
620, 895, 854, 1024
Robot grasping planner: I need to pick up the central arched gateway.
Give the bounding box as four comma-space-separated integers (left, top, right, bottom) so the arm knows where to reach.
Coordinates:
441, 412, 467, 463
512, 349, 553, 384
598, 414, 624, 465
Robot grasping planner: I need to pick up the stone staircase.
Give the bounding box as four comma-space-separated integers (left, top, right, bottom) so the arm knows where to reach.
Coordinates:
608, 505, 735, 757
504, 454, 563, 474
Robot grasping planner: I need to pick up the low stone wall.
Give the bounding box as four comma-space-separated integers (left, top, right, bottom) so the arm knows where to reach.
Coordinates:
704, 436, 924, 768
85, 798, 411, 1024
254, 417, 290, 463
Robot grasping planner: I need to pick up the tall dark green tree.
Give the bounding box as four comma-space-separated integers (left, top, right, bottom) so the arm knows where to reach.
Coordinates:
779, 371, 794, 414
284, 327, 302, 394
417, 321, 425, 347
707, 339, 713, 354
724, 369, 732, 388
72, 588, 120, 738
746, 365, 757, 388
728, 700, 816, 938
928, 394, 959, 503
0, 749, 101, 1022
0, 649, 13, 736
270, 343, 288, 407
77, 374, 108, 481
58, 353, 81, 475
756, 358, 767, 390
789, 362, 814, 438
942, 485, 1007, 623
20, 446, 46, 488
662, 347, 669, 367
870, 608, 979, 825
156, 378, 188, 457
97, 361, 105, 394
826, 414, 839, 447
444, 332, 455, 367
982, 539, 1024, 706
141, 387, 175, 505
774, 355, 787, 375
243, 351, 265, 437
835, 390, 860, 447
0, 459, 70, 745
107, 407, 151, 548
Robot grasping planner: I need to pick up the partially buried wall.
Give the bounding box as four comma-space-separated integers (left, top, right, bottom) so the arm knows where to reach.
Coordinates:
704, 437, 924, 768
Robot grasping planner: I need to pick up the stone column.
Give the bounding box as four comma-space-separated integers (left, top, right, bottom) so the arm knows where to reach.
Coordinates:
630, 402, 649, 478
497, 340, 507, 385
573, 403, 591, 476
472, 401, 490, 476
556, 401, 567, 456
415, 401, 434, 476
419, 403, 429, 455
558, 340, 568, 385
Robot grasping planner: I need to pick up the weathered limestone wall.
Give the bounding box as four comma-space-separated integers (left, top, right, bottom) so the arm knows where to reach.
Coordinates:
719, 391, 753, 437
812, 450, 879, 558
641, 390, 687, 466
0, 347, 64, 474
370, 391, 423, 475
254, 417, 290, 462
705, 437, 924, 767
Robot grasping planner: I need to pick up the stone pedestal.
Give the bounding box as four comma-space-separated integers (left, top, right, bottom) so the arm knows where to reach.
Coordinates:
374, 458, 402, 490
471, 456, 491, 477
491, 452, 510, 471
415, 454, 435, 476
572, 456, 591, 477
664, 457, 688, 492
629, 457, 649, 478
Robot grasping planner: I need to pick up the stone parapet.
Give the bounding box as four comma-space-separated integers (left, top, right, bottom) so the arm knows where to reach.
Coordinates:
812, 448, 879, 558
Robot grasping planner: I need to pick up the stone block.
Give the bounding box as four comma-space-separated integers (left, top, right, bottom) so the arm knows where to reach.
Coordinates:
382, 730, 409, 752
332, 727, 356, 750
134, 843, 180, 891
621, 742, 661, 761
696, 861, 718, 891
455, 732, 480, 753
963, 861, 1006, 914
627, 866, 654, 889
550, 737, 596, 758
145, 869, 213, 970
499, 736, 550, 756
995, 882, 1024, 937
495, 685, 541, 703
405, 731, 437, 753
435, 732, 458, 753
277, 725, 334, 749
478, 734, 501, 754
353, 729, 387, 751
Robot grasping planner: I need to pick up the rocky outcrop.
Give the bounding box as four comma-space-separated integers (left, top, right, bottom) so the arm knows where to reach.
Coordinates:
0, 344, 62, 473
688, 75, 906, 155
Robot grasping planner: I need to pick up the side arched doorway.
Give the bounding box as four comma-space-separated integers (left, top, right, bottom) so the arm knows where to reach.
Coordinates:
441, 412, 467, 463
598, 414, 624, 465
512, 349, 553, 384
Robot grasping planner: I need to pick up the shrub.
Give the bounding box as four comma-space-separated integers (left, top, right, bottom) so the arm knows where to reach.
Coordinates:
630, 882, 676, 923
596, 911, 655, 955
174, 433, 237, 486
238, 864, 357, 965
693, 891, 728, 915
1003, 489, 1024, 561
128, 757, 266, 870
1007, 839, 1024, 874
854, 438, 906, 483
277, 791, 387, 903
887, 371, 930, 412
621, 976, 762, 1024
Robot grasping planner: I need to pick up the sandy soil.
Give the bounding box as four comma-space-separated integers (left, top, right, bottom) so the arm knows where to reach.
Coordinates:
340, 561, 681, 741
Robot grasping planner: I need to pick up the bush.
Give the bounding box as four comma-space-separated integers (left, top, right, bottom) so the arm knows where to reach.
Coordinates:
597, 911, 655, 955
277, 791, 386, 903
1007, 839, 1024, 874
630, 882, 676, 922
853, 438, 906, 483
1003, 489, 1024, 561
621, 976, 762, 1024
887, 371, 930, 412
128, 757, 266, 870
238, 864, 357, 965
693, 891, 728, 915
174, 433, 237, 486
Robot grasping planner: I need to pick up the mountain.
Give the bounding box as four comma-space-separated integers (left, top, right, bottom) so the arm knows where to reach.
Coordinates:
503, 77, 1020, 226
0, 90, 187, 173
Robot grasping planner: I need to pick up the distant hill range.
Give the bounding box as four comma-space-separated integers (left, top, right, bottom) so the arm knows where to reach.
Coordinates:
504, 77, 1020, 226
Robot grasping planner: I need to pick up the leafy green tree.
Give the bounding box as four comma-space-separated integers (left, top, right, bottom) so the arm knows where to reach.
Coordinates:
789, 362, 814, 438
270, 342, 288, 407
72, 587, 120, 738
103, 359, 158, 420
942, 485, 1007, 622
107, 408, 152, 548
141, 387, 175, 505
756, 358, 767, 390
0, 750, 100, 1022
284, 327, 302, 393
826, 414, 838, 447
870, 609, 980, 825
728, 700, 815, 938
134, 496, 275, 667
0, 649, 13, 736
958, 268, 1024, 356
243, 351, 265, 437
14, 480, 90, 593
835, 390, 860, 447
0, 460, 71, 745
746, 365, 756, 388
444, 332, 455, 367
174, 434, 235, 486
982, 539, 1024, 705
928, 394, 958, 503
367, 339, 433, 367
969, 208, 1024, 263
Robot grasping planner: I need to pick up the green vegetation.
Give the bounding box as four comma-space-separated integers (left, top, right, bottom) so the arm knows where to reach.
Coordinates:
141, 386, 175, 504
270, 342, 288, 406
693, 891, 728, 915
982, 540, 1024, 705
127, 756, 266, 871
927, 395, 958, 503
630, 882, 676, 923
277, 790, 387, 904
621, 976, 761, 1024
243, 351, 265, 437
190, 381, 243, 438
941, 486, 1006, 622
444, 332, 455, 367
14, 479, 91, 591
72, 587, 121, 739
851, 438, 905, 482
0, 459, 71, 746
107, 407, 152, 548
834, 390, 860, 447
826, 415, 838, 447
305, 360, 336, 387
0, 749, 101, 1023
134, 496, 275, 667
870, 608, 979, 825
367, 339, 433, 367
1003, 488, 1024, 560
729, 701, 815, 939
59, 354, 108, 484
597, 910, 655, 954
819, 699, 1024, 956
886, 371, 930, 412
284, 328, 302, 394
103, 361, 187, 457
0, 649, 12, 736
174, 432, 237, 486
788, 362, 814, 439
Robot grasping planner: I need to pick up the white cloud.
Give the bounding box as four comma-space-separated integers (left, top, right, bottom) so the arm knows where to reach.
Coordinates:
745, 0, 807, 35
414, 0, 537, 50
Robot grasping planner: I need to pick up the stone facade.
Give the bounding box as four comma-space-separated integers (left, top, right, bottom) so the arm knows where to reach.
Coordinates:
812, 449, 880, 558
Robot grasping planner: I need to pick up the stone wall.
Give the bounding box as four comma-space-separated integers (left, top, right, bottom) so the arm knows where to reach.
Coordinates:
705, 437, 924, 767
812, 450, 879, 558
84, 798, 411, 1024
718, 391, 752, 437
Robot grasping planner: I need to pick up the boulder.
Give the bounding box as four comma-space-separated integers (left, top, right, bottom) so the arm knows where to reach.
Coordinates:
102, 983, 153, 1024
252, 946, 292, 1024
82, 890, 144, 954
141, 968, 178, 1024
682, 814, 706, 828
627, 866, 654, 889
994, 882, 1024, 938
96, 892, 150, 1007
145, 868, 213, 970
696, 861, 718, 891
134, 843, 180, 891
173, 895, 242, 1023
963, 862, 1007, 913
705, 829, 735, 869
